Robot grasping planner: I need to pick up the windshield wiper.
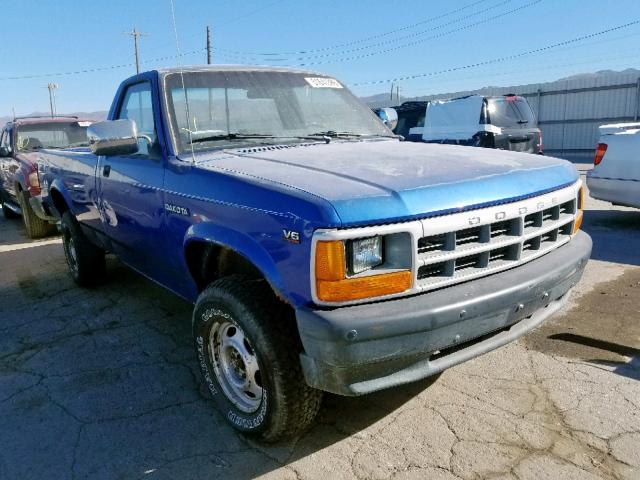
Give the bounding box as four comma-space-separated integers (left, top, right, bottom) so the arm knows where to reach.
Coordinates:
517, 120, 529, 125
189, 132, 334, 144
307, 130, 365, 138
307, 131, 401, 140
190, 132, 280, 143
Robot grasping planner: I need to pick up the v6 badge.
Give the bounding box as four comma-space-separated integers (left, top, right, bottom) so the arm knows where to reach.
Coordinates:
283, 230, 300, 244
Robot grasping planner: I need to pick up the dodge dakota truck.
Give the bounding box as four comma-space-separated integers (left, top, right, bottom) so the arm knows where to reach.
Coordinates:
37, 66, 591, 441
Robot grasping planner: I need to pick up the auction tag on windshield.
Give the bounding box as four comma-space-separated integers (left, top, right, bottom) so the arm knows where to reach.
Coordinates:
304, 77, 343, 89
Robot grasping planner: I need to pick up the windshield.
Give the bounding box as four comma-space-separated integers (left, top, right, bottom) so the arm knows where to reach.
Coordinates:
16, 122, 90, 151
486, 97, 536, 128
164, 70, 391, 154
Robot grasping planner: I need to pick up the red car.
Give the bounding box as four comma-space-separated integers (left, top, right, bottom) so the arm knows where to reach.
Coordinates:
0, 116, 92, 238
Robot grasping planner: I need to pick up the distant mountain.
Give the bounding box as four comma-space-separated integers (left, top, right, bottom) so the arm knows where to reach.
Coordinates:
0, 111, 108, 126
360, 93, 409, 109
361, 68, 640, 107
555, 68, 640, 82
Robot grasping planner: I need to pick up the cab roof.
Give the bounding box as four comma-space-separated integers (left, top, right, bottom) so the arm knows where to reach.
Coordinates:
6, 116, 91, 127
153, 64, 325, 77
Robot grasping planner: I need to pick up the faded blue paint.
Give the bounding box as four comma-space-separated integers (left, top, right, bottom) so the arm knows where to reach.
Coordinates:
38, 68, 579, 309
198, 140, 578, 227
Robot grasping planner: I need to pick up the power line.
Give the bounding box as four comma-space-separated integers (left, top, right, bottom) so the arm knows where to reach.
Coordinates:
402, 50, 640, 97
217, 0, 492, 56
210, 0, 534, 66
214, 0, 289, 29
297, 0, 541, 66
349, 20, 640, 87
0, 48, 206, 81
209, 0, 534, 65
141, 0, 290, 56
295, 0, 514, 62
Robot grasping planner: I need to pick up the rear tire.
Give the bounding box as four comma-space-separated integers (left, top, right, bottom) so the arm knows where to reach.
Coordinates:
2, 202, 20, 219
193, 275, 323, 442
17, 190, 56, 239
61, 211, 106, 286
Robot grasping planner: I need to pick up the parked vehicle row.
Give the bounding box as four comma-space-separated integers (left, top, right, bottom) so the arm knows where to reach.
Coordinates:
0, 116, 92, 238
376, 94, 543, 154
20, 65, 591, 441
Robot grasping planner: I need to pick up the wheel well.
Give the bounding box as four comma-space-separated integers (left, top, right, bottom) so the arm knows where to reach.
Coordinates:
185, 241, 267, 293
50, 188, 68, 216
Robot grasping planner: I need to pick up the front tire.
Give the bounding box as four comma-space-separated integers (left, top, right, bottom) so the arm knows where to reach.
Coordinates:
61, 211, 105, 286
17, 190, 56, 239
193, 275, 322, 442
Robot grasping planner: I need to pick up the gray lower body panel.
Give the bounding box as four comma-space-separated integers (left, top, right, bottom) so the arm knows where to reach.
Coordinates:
29, 196, 57, 222
296, 231, 592, 396
586, 175, 640, 209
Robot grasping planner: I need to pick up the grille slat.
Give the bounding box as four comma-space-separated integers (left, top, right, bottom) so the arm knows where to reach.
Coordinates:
417, 194, 578, 288
418, 234, 448, 254
456, 227, 482, 246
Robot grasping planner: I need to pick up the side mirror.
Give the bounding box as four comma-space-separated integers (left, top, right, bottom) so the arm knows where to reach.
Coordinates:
88, 119, 139, 156
377, 107, 398, 131
0, 146, 11, 157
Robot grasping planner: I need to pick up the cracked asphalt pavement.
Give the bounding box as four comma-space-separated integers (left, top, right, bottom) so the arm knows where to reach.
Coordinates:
1, 163, 639, 479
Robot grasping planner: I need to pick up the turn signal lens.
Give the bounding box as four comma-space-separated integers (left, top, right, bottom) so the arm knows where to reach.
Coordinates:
315, 241, 346, 281
315, 239, 412, 302
317, 271, 412, 303
573, 187, 585, 233
573, 210, 583, 234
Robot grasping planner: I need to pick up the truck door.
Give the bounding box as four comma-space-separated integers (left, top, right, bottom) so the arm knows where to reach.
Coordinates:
97, 80, 166, 276
0, 128, 18, 203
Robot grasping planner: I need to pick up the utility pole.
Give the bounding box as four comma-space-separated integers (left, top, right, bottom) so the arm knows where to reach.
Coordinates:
396, 84, 400, 104
124, 28, 148, 74
390, 82, 394, 102
206, 26, 212, 64
47, 83, 59, 117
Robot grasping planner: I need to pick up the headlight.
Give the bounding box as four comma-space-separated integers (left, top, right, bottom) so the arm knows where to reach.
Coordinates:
314, 234, 412, 304
347, 236, 383, 274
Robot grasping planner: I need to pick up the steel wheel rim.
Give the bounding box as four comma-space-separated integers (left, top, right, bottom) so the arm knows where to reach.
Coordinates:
63, 229, 78, 274
209, 320, 263, 413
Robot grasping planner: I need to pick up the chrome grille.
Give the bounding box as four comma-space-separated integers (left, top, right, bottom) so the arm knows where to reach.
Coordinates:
416, 190, 580, 290
312, 181, 581, 306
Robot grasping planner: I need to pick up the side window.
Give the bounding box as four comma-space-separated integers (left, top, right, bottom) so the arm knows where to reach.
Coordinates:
117, 82, 159, 158
0, 130, 10, 149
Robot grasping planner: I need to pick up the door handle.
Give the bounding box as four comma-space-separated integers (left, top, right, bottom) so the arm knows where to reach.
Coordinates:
102, 165, 111, 177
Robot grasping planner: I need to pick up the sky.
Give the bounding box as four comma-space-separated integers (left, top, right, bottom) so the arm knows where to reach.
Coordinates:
1, 0, 639, 116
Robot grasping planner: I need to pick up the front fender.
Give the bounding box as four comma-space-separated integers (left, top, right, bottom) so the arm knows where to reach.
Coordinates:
13, 167, 28, 193
47, 178, 75, 215
184, 221, 291, 304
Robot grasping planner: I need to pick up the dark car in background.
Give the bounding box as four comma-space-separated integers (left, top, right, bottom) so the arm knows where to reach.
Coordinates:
0, 116, 91, 238
380, 94, 543, 154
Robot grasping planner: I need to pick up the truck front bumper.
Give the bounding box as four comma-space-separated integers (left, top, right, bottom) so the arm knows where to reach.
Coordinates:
296, 231, 592, 396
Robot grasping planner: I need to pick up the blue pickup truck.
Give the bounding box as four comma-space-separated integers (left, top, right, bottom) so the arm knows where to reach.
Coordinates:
37, 65, 591, 441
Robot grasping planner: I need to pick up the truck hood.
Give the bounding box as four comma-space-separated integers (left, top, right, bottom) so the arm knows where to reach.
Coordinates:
193, 140, 578, 227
